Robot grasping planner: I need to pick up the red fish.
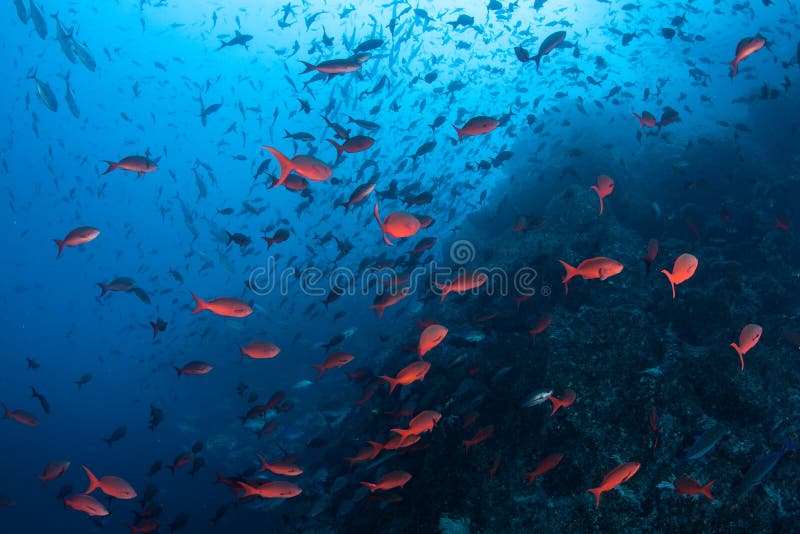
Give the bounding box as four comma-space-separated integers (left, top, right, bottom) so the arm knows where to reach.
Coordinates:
488, 455, 502, 480
2, 403, 39, 427
191, 292, 252, 317
300, 58, 361, 74
529, 313, 552, 345
632, 111, 657, 128
379, 361, 431, 394
82, 465, 137, 499
102, 155, 158, 176
369, 287, 410, 319
729, 36, 766, 78
730, 323, 762, 371
174, 361, 213, 378
39, 460, 70, 484
435, 271, 488, 303
257, 454, 303, 476
240, 340, 280, 359
262, 146, 332, 188
674, 477, 715, 500
128, 519, 160, 533
453, 116, 499, 142
775, 216, 790, 231
587, 461, 640, 509
639, 239, 659, 275
238, 480, 302, 499
418, 324, 448, 358
328, 135, 375, 158
547, 389, 576, 416
345, 442, 383, 468
590, 175, 614, 215
390, 410, 442, 441
312, 351, 355, 380
675, 477, 716, 501
558, 257, 623, 294
463, 425, 494, 455
64, 494, 109, 516
660, 253, 698, 299
54, 226, 99, 258
168, 451, 193, 475
360, 471, 412, 492
525, 453, 564, 484
373, 203, 421, 246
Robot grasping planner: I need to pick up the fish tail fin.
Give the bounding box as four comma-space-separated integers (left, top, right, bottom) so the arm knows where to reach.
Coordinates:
1, 403, 8, 419
534, 55, 542, 70
359, 481, 378, 493
730, 343, 745, 371
632, 112, 643, 128
256, 453, 269, 471
262, 146, 292, 187
190, 291, 207, 314
167, 465, 176, 475
558, 260, 577, 294
390, 428, 411, 441
96, 283, 108, 297
237, 482, 256, 497
54, 239, 65, 258
174, 367, 182, 379
701, 480, 715, 500
587, 487, 602, 509
639, 257, 652, 275
660, 269, 676, 299
379, 376, 397, 394
300, 61, 316, 74
463, 440, 473, 455
81, 465, 100, 495
150, 322, 158, 339
327, 139, 344, 158
312, 365, 325, 381
590, 185, 604, 215
225, 231, 233, 245
729, 60, 738, 78
265, 237, 274, 249
453, 124, 463, 143
525, 472, 538, 485
102, 161, 119, 175
549, 398, 563, 416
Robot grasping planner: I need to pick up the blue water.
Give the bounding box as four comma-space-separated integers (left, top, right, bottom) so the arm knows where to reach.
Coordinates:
2, 0, 800, 532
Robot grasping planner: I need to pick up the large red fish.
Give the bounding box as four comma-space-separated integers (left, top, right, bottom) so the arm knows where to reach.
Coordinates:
587, 462, 640, 508
379, 361, 431, 394
64, 494, 109, 516
312, 351, 355, 380
39, 460, 70, 483
102, 155, 158, 176
257, 453, 303, 476
262, 146, 332, 188
2, 403, 39, 427
328, 135, 375, 158
174, 361, 213, 378
435, 271, 488, 302
729, 36, 766, 78
674, 477, 715, 500
82, 465, 137, 499
590, 175, 614, 215
369, 287, 410, 319
240, 340, 280, 359
360, 471, 412, 492
238, 480, 302, 498
525, 453, 564, 484
661, 253, 698, 299
191, 292, 252, 317
730, 323, 762, 371
54, 226, 99, 258
558, 257, 623, 294
453, 116, 499, 142
374, 203, 421, 246
418, 324, 448, 358
390, 410, 442, 441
